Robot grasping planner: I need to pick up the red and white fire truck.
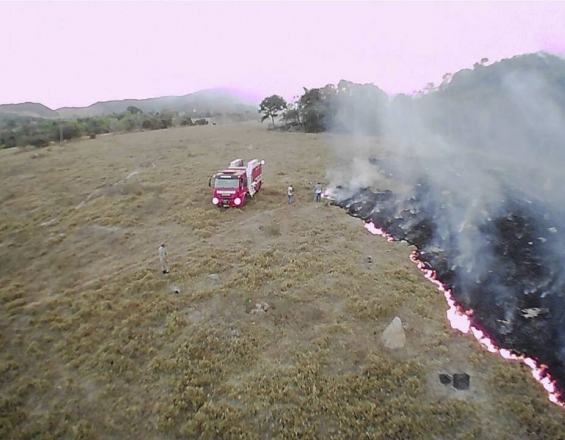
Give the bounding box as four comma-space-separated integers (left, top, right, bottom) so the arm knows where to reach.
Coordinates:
211, 159, 264, 208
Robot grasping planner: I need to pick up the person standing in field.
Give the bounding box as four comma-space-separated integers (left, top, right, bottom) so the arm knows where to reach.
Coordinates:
314, 182, 323, 202
250, 180, 258, 196
287, 184, 295, 204
159, 243, 169, 274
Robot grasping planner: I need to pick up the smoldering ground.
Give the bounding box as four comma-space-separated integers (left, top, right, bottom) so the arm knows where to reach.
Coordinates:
327, 53, 565, 400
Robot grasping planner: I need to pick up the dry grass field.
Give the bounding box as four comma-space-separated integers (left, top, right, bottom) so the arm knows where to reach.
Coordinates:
1, 122, 564, 439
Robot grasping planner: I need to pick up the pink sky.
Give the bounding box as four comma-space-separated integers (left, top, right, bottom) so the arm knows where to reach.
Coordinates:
1, 1, 565, 108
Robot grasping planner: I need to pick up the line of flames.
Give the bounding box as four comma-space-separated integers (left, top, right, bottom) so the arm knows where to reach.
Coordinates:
364, 221, 564, 408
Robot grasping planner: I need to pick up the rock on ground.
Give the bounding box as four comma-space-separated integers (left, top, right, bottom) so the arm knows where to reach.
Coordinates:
381, 316, 406, 349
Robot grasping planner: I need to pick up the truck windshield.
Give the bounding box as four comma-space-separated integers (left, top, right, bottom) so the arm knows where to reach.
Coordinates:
215, 177, 239, 189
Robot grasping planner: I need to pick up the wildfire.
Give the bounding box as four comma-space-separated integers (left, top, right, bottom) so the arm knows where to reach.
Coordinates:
364, 220, 565, 408
364, 222, 395, 242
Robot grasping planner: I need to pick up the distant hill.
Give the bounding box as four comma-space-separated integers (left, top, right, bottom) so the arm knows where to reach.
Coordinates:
0, 89, 258, 120
56, 88, 258, 118
0, 102, 59, 119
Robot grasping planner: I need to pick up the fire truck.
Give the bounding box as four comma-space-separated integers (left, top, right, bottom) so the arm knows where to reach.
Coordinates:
211, 159, 264, 207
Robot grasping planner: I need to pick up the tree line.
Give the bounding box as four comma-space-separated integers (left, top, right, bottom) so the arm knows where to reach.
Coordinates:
0, 106, 215, 149
259, 80, 389, 134
258, 57, 501, 135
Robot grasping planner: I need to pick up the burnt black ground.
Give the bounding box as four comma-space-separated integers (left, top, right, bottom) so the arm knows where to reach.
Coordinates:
332, 186, 565, 401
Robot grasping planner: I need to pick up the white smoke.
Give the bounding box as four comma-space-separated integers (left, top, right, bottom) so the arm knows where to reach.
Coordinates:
327, 52, 565, 392
330, 53, 565, 271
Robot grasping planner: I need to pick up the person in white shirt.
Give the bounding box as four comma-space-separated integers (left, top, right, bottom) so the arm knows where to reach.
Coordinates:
287, 185, 295, 204
159, 243, 169, 274
314, 183, 323, 202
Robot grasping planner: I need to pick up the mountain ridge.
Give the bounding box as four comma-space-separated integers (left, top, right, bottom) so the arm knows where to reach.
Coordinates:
0, 102, 59, 119
0, 88, 259, 120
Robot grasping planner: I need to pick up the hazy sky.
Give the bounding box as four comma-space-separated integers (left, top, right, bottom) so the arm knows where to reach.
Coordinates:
2, 1, 565, 108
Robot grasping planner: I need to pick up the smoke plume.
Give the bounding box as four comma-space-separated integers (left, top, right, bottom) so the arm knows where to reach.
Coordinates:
328, 52, 565, 400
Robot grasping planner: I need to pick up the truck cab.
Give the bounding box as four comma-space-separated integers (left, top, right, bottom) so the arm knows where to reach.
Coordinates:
212, 169, 248, 207
211, 159, 264, 208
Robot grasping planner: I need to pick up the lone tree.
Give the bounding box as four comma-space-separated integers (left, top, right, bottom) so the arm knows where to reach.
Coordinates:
259, 95, 287, 127
127, 106, 143, 114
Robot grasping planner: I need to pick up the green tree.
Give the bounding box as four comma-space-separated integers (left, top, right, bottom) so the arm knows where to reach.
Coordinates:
29, 135, 50, 148
1, 135, 17, 148
127, 106, 143, 114
60, 121, 82, 140
179, 116, 194, 126
283, 107, 300, 125
121, 114, 141, 131
259, 95, 287, 127
298, 86, 336, 133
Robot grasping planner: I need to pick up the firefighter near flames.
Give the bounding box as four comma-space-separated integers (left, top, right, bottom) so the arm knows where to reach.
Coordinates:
210, 159, 265, 208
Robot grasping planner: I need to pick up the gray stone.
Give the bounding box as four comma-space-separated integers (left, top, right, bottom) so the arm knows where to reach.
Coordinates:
381, 316, 406, 349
